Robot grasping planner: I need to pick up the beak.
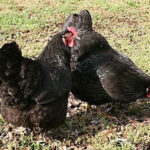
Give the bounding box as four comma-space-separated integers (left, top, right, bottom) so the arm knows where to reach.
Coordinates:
146, 87, 150, 93
62, 35, 65, 38
75, 36, 80, 40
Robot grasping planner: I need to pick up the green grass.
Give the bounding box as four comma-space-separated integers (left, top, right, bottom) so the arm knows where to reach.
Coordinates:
0, 0, 150, 149
92, 122, 150, 150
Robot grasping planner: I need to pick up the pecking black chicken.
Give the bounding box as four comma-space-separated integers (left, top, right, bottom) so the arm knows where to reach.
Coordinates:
62, 10, 150, 115
0, 27, 79, 129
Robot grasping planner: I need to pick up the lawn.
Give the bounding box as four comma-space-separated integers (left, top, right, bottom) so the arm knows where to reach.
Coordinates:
0, 0, 150, 149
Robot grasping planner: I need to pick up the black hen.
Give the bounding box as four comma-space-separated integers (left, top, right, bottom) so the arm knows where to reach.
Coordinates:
0, 27, 78, 129
62, 10, 150, 113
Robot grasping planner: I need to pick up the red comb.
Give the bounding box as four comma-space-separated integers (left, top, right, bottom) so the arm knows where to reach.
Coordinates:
147, 93, 150, 98
67, 27, 77, 37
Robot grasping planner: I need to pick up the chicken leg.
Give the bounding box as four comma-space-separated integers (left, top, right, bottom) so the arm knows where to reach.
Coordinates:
96, 105, 119, 122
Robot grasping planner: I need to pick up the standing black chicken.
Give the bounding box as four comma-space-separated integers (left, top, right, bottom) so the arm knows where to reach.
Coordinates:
62, 10, 150, 115
0, 27, 79, 129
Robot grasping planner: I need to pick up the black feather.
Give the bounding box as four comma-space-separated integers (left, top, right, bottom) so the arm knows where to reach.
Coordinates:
63, 10, 150, 106
0, 31, 72, 129
62, 9, 93, 31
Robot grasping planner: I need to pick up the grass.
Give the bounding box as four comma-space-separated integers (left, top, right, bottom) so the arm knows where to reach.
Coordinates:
0, 0, 150, 149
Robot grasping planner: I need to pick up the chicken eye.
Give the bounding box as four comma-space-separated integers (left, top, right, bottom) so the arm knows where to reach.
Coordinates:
64, 32, 73, 41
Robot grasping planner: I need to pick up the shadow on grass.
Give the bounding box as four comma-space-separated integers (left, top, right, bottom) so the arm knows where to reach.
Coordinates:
44, 98, 150, 142
0, 97, 150, 149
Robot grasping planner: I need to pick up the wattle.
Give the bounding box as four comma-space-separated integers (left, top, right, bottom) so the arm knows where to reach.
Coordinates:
68, 39, 75, 47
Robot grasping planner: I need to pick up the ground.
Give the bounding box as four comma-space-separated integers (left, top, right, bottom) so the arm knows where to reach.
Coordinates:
0, 0, 150, 149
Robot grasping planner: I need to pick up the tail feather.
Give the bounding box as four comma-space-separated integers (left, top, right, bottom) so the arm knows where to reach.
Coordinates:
0, 42, 22, 81
62, 13, 80, 30
79, 9, 93, 30
0, 42, 43, 109
62, 9, 93, 31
